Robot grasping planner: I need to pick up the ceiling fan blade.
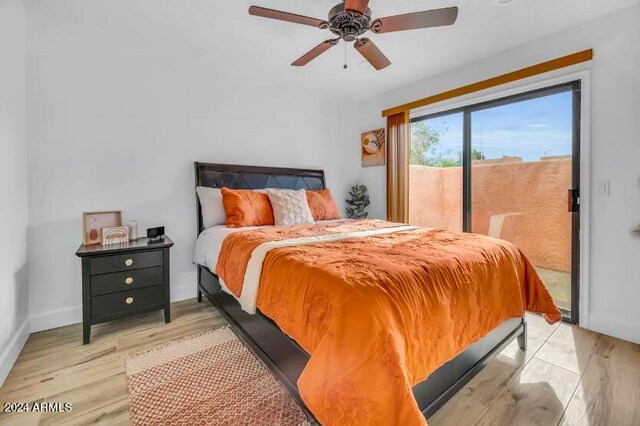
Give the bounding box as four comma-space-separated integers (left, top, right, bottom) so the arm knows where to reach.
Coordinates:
354, 38, 391, 70
292, 39, 340, 66
344, 0, 370, 14
249, 6, 325, 28
371, 7, 459, 34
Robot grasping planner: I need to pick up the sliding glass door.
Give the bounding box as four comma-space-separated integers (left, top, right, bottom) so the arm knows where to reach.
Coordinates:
410, 82, 581, 323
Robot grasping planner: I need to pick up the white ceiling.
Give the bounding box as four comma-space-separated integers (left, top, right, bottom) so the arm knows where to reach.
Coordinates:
29, 0, 640, 100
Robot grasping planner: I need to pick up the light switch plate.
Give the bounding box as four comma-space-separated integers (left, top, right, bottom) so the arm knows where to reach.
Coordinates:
597, 181, 610, 196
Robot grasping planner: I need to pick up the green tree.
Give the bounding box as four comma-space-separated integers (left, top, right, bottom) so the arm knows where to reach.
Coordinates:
472, 149, 486, 161
410, 121, 441, 166
432, 157, 461, 167
450, 149, 486, 166
410, 120, 486, 168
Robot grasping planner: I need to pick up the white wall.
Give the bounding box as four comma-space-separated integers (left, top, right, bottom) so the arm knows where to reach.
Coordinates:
26, 2, 361, 330
357, 5, 640, 343
0, 0, 30, 385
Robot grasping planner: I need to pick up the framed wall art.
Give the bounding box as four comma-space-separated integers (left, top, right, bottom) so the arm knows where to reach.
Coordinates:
361, 128, 386, 167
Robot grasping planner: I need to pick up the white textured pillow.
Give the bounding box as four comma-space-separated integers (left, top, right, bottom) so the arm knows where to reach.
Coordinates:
196, 187, 226, 229
266, 189, 315, 227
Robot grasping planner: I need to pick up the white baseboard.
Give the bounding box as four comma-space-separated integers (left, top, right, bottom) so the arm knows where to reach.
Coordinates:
0, 318, 30, 387
30, 305, 82, 333
29, 284, 197, 334
588, 314, 640, 344
1, 285, 195, 385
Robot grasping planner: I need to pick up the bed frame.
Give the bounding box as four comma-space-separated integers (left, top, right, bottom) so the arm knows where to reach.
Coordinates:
194, 162, 527, 423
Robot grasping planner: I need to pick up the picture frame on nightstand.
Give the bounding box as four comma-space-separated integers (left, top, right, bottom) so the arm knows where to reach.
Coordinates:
82, 210, 122, 245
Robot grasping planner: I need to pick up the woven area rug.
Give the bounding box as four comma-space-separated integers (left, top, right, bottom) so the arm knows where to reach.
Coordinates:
125, 327, 309, 426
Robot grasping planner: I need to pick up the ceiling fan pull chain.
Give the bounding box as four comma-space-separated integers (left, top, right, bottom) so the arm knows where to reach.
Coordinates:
344, 40, 348, 69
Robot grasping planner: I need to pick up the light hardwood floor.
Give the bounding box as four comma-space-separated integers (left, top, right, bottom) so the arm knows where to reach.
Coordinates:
1, 299, 638, 426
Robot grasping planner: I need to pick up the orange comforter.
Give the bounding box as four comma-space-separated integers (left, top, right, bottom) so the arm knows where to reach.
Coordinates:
215, 220, 560, 425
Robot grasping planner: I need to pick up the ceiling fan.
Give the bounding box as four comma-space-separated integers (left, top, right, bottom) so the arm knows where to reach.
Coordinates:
248, 0, 458, 70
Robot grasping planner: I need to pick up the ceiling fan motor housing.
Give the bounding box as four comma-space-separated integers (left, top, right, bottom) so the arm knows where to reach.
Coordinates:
327, 3, 372, 42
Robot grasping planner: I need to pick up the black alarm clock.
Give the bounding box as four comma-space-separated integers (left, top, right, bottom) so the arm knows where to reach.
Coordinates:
147, 226, 165, 242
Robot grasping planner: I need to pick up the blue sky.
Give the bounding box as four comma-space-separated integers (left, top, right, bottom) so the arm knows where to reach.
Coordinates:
416, 91, 573, 162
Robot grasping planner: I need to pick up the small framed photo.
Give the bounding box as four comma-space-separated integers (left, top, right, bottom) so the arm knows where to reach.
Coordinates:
83, 211, 122, 245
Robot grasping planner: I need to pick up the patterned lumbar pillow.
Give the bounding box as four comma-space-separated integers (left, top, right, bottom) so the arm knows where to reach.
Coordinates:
266, 189, 315, 227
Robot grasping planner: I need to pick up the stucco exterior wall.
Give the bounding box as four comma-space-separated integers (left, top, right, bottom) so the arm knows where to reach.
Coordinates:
409, 158, 571, 272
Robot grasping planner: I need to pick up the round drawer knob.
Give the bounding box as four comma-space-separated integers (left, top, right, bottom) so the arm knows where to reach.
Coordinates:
125, 277, 134, 285
126, 297, 134, 305
125, 259, 133, 266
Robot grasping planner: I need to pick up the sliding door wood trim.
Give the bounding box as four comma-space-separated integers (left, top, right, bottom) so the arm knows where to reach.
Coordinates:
382, 49, 593, 117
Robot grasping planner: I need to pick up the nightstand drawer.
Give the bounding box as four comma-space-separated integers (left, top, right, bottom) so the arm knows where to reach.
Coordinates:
90, 251, 163, 275
91, 286, 164, 318
91, 266, 163, 296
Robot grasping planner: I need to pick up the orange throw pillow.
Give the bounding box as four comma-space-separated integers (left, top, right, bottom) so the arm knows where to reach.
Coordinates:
221, 188, 275, 228
305, 189, 341, 221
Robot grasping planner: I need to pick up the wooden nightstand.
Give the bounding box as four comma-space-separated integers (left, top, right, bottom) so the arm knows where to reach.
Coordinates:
75, 236, 174, 344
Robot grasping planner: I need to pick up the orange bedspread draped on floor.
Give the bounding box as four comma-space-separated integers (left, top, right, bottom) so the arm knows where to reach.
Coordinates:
216, 220, 561, 425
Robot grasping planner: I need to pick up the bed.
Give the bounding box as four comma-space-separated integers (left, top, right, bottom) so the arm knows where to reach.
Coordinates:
193, 162, 558, 425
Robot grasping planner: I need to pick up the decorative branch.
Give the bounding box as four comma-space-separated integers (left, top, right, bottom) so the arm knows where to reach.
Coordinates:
372, 129, 385, 150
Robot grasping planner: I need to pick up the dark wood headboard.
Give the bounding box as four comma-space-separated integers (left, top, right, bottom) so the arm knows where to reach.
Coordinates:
194, 163, 326, 234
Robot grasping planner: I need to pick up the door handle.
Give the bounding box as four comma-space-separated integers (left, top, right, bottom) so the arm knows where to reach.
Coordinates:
567, 189, 579, 213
